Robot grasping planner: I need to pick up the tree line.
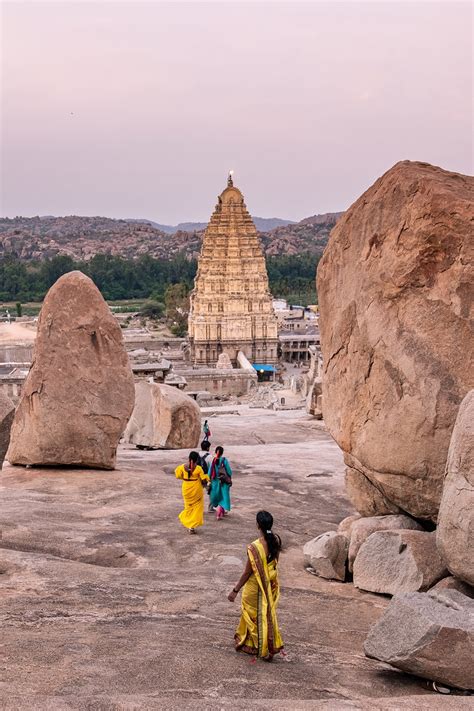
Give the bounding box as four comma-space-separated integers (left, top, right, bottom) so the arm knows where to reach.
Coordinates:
0, 252, 319, 305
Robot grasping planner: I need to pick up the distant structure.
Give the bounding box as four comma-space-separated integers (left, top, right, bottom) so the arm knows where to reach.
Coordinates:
188, 174, 278, 366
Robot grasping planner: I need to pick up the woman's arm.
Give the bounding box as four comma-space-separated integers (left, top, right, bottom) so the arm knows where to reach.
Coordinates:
198, 466, 210, 483
175, 465, 185, 480
224, 458, 232, 476
228, 556, 252, 601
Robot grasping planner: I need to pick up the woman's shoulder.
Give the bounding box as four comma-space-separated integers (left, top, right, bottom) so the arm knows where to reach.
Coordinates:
175, 464, 185, 477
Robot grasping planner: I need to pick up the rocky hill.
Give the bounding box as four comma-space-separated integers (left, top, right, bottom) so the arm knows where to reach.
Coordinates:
0, 212, 342, 261
128, 216, 295, 233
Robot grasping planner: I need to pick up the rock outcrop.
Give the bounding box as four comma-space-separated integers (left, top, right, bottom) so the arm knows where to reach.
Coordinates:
7, 271, 135, 469
317, 161, 474, 521
436, 390, 474, 586
0, 392, 15, 468
348, 514, 424, 572
124, 382, 201, 450
353, 530, 447, 595
303, 531, 348, 581
365, 590, 474, 690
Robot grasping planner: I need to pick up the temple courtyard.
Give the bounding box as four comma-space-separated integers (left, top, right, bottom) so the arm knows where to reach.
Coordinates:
0, 407, 469, 709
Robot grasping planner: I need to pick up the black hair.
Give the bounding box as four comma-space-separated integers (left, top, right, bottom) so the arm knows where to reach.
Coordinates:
256, 510, 281, 562
200, 440, 211, 451
215, 446, 224, 456
189, 451, 199, 463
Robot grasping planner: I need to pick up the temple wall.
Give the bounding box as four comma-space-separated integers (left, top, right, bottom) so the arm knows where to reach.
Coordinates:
181, 367, 257, 397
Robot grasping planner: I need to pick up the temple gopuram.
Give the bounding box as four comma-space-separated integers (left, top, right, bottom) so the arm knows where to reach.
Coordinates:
188, 174, 278, 367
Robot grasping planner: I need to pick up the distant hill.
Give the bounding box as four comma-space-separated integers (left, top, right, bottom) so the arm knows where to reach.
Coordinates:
0, 212, 341, 261
126, 216, 295, 233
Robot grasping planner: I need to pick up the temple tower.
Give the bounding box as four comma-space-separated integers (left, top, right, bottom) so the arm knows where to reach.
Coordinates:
188, 175, 278, 366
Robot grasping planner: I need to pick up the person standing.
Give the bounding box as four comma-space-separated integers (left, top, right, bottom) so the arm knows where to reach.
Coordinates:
203, 419, 211, 442
175, 451, 210, 534
209, 445, 232, 520
199, 440, 214, 512
228, 510, 284, 660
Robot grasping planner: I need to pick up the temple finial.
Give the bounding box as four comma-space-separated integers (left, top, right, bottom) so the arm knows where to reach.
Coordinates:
227, 169, 234, 187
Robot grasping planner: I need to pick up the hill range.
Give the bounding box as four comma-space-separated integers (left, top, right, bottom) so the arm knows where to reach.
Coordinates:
0, 212, 342, 262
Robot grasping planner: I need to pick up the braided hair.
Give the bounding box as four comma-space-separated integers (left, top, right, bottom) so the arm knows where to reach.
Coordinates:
256, 510, 281, 562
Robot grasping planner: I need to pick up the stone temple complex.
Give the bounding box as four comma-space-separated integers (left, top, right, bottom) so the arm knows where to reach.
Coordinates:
188, 174, 278, 366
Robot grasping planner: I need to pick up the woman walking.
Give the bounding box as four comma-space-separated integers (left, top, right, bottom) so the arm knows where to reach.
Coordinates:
203, 419, 211, 442
228, 511, 284, 660
175, 451, 210, 534
209, 445, 232, 520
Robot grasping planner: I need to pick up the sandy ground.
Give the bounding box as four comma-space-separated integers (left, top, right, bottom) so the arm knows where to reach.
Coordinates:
0, 321, 37, 343
0, 407, 470, 709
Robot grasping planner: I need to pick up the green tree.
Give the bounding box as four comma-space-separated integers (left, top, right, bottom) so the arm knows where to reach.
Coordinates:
165, 283, 189, 337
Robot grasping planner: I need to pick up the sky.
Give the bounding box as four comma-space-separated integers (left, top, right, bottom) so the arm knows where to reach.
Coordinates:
1, 0, 472, 223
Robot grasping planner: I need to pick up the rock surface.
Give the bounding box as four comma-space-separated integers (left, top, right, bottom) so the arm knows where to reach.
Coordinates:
348, 514, 424, 572
0, 391, 15, 468
353, 530, 447, 595
365, 589, 474, 690
337, 513, 361, 538
317, 161, 474, 521
124, 382, 201, 449
436, 389, 474, 585
303, 531, 348, 581
6, 271, 135, 469
430, 575, 474, 599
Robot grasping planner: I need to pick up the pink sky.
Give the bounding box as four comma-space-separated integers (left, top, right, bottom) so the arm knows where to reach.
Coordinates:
1, 1, 472, 223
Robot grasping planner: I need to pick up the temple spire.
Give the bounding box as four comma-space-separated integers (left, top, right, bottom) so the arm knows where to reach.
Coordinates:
227, 170, 234, 187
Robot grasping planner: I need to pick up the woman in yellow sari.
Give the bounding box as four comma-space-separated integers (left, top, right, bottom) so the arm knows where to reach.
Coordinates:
228, 510, 284, 660
175, 451, 210, 534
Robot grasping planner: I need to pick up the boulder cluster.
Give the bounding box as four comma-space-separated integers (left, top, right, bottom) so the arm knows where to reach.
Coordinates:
308, 161, 474, 691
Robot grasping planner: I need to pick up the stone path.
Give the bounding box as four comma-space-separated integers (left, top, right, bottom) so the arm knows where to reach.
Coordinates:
0, 408, 469, 709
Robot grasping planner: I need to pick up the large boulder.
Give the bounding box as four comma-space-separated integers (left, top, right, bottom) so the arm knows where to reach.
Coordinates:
303, 531, 348, 581
124, 382, 201, 450
0, 392, 15, 467
317, 161, 474, 521
7, 272, 135, 469
353, 530, 447, 595
364, 590, 474, 690
436, 390, 474, 586
348, 514, 424, 572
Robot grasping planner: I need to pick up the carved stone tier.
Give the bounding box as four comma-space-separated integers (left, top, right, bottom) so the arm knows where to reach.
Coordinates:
188, 176, 278, 366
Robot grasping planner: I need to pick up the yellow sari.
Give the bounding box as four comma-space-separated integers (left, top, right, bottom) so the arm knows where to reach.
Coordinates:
234, 538, 284, 659
175, 464, 209, 530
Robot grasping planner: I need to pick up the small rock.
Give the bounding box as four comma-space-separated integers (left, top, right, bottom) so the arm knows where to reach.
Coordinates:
430, 576, 474, 600
303, 531, 348, 581
364, 589, 474, 690
437, 389, 474, 586
348, 514, 424, 572
353, 530, 447, 595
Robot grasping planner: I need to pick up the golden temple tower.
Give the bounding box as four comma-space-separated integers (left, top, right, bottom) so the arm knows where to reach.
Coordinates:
188, 174, 278, 366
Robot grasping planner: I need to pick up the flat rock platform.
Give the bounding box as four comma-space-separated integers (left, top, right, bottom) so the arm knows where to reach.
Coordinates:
0, 407, 468, 709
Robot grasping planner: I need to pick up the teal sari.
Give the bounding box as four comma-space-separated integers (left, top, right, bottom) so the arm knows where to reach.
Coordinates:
209, 456, 232, 510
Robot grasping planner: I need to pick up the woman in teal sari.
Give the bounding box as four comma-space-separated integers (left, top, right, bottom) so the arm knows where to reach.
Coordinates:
209, 445, 232, 520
